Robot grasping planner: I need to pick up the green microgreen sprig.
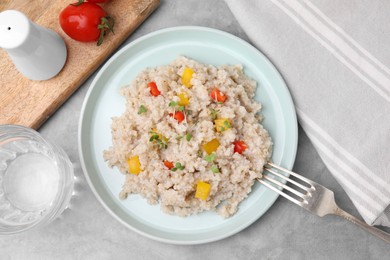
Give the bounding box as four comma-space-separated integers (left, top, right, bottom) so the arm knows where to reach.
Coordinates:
211, 165, 220, 173
210, 108, 220, 120
205, 153, 216, 163
171, 162, 185, 172
204, 153, 219, 173
149, 131, 168, 149
220, 120, 232, 132
169, 101, 185, 111
138, 105, 147, 114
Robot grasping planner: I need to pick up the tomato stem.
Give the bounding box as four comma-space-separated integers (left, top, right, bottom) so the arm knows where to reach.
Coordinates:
97, 16, 115, 46
71, 0, 85, 6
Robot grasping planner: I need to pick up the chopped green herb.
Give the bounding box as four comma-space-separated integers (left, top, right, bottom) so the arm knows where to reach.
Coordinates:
171, 162, 185, 171
220, 127, 225, 132
197, 150, 203, 157
149, 131, 168, 149
223, 120, 231, 129
211, 165, 219, 173
159, 141, 168, 149
185, 133, 192, 141
205, 153, 216, 163
169, 101, 185, 114
149, 134, 159, 142
138, 105, 147, 114
210, 109, 220, 120
169, 101, 178, 107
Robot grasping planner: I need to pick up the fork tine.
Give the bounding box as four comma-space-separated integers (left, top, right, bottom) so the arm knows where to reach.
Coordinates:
264, 167, 310, 191
256, 178, 303, 206
266, 162, 313, 185
262, 175, 306, 200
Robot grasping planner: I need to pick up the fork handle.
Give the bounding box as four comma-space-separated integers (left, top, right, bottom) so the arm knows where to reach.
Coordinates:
334, 207, 390, 244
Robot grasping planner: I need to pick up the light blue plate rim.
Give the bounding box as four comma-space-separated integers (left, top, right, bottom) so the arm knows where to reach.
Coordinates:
78, 26, 298, 244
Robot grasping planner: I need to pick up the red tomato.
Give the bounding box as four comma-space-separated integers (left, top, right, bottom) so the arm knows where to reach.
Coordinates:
59, 2, 114, 45
163, 161, 174, 170
147, 82, 161, 96
169, 111, 185, 123
86, 0, 108, 2
233, 140, 248, 154
74, 0, 109, 4
210, 88, 227, 103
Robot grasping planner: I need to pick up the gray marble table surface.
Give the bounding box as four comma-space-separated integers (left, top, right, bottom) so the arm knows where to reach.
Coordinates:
1, 1, 389, 259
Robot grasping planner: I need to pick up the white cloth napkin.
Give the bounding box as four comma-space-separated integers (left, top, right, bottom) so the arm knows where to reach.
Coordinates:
225, 0, 390, 226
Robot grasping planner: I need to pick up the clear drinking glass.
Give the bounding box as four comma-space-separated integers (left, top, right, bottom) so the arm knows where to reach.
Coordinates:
0, 124, 74, 234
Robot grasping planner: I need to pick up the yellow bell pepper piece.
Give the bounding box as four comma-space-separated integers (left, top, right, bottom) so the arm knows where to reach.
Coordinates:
178, 92, 189, 106
182, 67, 194, 88
202, 138, 220, 155
214, 118, 231, 132
127, 156, 141, 175
195, 181, 211, 200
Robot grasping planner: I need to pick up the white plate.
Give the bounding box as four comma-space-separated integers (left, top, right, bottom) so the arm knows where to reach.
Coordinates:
78, 26, 298, 244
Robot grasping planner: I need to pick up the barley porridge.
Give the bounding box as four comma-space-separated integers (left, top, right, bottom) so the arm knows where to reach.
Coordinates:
103, 56, 272, 218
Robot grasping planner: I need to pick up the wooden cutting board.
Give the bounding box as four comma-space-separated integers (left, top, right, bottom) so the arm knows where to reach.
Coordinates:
0, 0, 160, 129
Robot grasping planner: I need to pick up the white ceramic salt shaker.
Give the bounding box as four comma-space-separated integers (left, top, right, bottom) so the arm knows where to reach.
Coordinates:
0, 10, 67, 80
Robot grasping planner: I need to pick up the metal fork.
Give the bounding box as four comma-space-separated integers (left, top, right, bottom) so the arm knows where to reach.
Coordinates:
257, 162, 390, 244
